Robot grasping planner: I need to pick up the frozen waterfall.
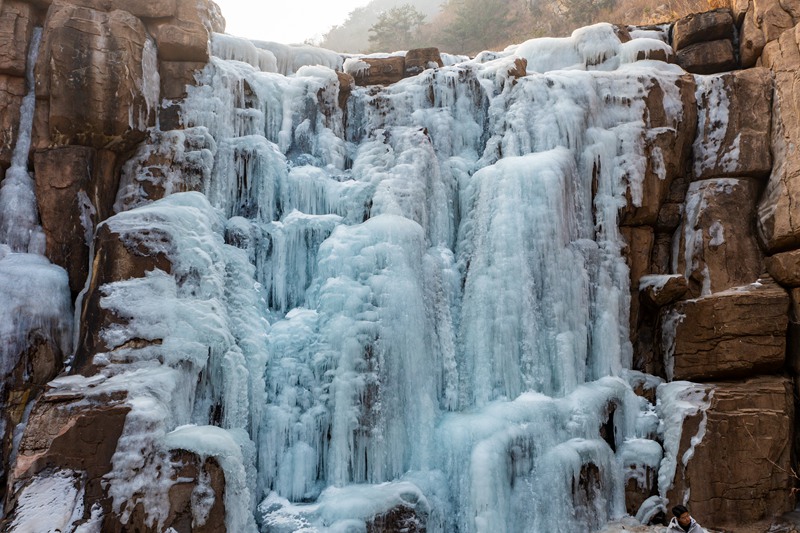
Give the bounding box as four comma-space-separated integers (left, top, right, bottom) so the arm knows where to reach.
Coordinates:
69, 23, 704, 532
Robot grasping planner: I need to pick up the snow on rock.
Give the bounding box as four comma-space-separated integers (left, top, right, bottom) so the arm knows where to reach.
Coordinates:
656, 381, 713, 502
7, 470, 86, 533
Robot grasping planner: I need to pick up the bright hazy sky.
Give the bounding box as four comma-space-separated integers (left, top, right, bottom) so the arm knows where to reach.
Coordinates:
214, 0, 371, 44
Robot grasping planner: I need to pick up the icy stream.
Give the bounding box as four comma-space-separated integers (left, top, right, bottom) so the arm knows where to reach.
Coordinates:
6, 23, 717, 533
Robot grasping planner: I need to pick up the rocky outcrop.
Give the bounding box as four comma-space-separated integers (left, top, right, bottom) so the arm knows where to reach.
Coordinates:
672, 10, 738, 74
665, 377, 794, 526
740, 0, 800, 67
659, 280, 789, 381
404, 47, 444, 77
758, 24, 800, 253
34, 4, 157, 151
353, 56, 406, 86
672, 178, 764, 296
693, 68, 773, 180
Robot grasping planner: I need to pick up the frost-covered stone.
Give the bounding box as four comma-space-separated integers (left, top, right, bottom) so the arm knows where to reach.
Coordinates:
693, 68, 773, 180
673, 178, 763, 296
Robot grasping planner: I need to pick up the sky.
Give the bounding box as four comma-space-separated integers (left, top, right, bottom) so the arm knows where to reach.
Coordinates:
214, 0, 372, 44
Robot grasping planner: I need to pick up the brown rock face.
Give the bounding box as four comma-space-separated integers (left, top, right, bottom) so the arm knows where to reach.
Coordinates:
404, 47, 444, 77
693, 68, 773, 180
353, 56, 406, 86
5, 389, 130, 526
676, 39, 737, 74
667, 376, 794, 526
767, 249, 800, 286
0, 1, 35, 78
672, 9, 735, 51
740, 0, 798, 67
660, 279, 789, 381
35, 4, 157, 151
148, 19, 209, 62
0, 74, 25, 167
758, 25, 800, 253
673, 178, 764, 296
33, 146, 122, 294
159, 60, 206, 100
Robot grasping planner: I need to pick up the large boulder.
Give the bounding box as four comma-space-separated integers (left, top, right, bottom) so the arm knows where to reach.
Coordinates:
659, 279, 789, 381
676, 39, 737, 74
672, 178, 764, 297
740, 0, 799, 67
0, 0, 35, 78
758, 25, 800, 252
693, 68, 773, 180
665, 377, 794, 527
34, 4, 158, 151
672, 9, 735, 51
767, 249, 800, 286
404, 47, 443, 77
352, 56, 406, 86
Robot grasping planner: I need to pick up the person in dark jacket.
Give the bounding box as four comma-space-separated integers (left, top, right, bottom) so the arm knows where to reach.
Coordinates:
666, 504, 706, 533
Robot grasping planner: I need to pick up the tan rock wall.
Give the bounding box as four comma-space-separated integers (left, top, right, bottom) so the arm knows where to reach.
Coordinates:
667, 377, 795, 526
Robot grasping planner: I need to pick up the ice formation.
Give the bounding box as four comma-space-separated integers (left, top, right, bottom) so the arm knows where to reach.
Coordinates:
6, 21, 716, 532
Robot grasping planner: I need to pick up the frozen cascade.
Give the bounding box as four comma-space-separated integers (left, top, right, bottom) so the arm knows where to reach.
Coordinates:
0, 27, 45, 253
82, 22, 695, 532
0, 26, 73, 494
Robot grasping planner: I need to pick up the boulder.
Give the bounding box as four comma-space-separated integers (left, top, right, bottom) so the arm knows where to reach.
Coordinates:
353, 56, 406, 86
666, 376, 794, 526
35, 4, 157, 151
366, 503, 427, 533
673, 178, 764, 296
640, 274, 689, 307
740, 0, 798, 67
659, 279, 789, 381
672, 9, 735, 51
147, 19, 209, 62
0, 0, 35, 78
767, 249, 800, 287
758, 25, 800, 253
693, 68, 773, 180
620, 74, 697, 226
404, 47, 443, 77
0, 74, 25, 167
676, 39, 737, 74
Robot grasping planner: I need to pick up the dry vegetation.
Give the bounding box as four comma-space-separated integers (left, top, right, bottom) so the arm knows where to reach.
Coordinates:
330, 0, 734, 55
